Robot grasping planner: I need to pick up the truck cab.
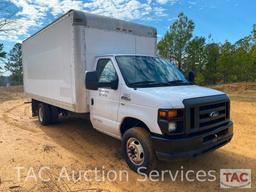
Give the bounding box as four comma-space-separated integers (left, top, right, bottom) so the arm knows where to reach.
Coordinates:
86, 54, 233, 173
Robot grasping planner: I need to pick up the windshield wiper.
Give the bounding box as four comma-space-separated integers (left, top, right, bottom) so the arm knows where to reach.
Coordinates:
128, 80, 158, 86
128, 80, 168, 87
167, 80, 192, 85
128, 80, 191, 87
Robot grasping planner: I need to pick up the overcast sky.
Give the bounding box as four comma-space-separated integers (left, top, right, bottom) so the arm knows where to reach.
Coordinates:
0, 0, 256, 52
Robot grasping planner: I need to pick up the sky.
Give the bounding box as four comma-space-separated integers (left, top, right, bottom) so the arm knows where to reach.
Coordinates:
0, 0, 256, 53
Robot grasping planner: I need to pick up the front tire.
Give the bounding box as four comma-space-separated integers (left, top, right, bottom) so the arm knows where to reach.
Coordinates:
122, 127, 156, 174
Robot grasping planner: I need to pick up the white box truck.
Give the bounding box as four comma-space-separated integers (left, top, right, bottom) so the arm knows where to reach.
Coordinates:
23, 10, 233, 173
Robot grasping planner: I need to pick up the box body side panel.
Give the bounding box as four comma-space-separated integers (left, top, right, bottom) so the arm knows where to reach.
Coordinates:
22, 14, 82, 112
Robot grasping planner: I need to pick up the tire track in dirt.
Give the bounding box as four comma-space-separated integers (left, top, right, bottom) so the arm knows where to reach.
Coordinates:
0, 100, 40, 134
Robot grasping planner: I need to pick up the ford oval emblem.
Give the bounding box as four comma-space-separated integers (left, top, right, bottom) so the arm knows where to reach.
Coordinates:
209, 111, 219, 118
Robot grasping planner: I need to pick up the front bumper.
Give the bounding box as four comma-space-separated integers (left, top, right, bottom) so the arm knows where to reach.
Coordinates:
151, 121, 233, 161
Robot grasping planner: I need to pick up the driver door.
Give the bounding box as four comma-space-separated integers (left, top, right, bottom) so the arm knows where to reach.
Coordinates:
89, 58, 121, 137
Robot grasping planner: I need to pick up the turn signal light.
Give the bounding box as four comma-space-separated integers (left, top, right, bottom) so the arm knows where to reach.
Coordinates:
159, 110, 177, 119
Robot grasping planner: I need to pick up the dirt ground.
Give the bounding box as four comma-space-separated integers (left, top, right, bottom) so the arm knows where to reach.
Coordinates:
0, 84, 255, 192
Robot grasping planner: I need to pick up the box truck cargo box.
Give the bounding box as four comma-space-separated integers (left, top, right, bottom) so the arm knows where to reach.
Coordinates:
22, 10, 157, 113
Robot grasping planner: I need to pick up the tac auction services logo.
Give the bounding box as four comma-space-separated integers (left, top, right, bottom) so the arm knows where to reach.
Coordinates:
220, 169, 251, 188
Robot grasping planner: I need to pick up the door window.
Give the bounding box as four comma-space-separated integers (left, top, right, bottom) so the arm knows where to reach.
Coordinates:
96, 59, 117, 84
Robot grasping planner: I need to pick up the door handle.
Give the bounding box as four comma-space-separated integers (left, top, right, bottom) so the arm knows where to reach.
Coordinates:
121, 95, 131, 101
91, 98, 94, 105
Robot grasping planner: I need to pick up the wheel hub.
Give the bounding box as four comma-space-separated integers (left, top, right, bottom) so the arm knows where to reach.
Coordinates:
38, 107, 43, 122
127, 137, 144, 165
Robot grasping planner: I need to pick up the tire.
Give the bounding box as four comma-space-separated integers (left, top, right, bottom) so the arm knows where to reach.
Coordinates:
122, 127, 157, 174
38, 103, 51, 126
50, 106, 59, 124
31, 99, 38, 117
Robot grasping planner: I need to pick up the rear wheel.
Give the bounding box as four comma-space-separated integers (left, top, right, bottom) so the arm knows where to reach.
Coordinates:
122, 127, 156, 174
38, 103, 51, 125
50, 106, 59, 123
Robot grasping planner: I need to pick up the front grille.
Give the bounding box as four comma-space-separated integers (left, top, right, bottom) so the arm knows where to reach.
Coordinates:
183, 95, 230, 133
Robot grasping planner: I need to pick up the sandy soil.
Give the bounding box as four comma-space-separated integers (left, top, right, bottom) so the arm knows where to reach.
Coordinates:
0, 85, 255, 192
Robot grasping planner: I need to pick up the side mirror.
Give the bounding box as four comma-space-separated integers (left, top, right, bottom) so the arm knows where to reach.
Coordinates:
188, 71, 195, 83
110, 79, 118, 90
85, 71, 98, 90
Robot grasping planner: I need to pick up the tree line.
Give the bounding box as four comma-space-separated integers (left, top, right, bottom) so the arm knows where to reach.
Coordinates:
157, 13, 256, 85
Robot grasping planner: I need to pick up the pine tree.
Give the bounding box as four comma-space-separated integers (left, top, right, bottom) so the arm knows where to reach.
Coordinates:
158, 12, 194, 69
5, 43, 22, 85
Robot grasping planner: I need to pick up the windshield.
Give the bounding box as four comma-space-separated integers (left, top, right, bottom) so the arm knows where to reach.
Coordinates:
115, 56, 190, 88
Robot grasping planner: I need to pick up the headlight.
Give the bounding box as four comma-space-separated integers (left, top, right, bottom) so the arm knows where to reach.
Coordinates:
158, 109, 184, 135
168, 122, 176, 132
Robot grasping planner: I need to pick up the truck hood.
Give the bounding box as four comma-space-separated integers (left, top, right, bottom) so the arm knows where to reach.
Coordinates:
136, 85, 225, 108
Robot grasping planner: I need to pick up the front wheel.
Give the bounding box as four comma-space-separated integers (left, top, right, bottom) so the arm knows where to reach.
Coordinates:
122, 127, 157, 174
